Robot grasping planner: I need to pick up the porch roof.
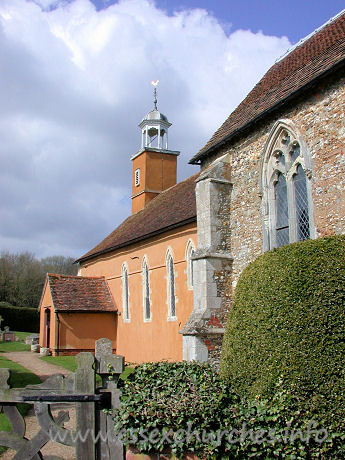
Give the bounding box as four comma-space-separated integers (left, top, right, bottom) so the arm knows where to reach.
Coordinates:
42, 274, 116, 313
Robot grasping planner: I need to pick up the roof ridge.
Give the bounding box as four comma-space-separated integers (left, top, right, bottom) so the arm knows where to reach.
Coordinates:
77, 172, 199, 263
275, 8, 345, 63
113, 172, 199, 228
133, 171, 199, 216
46, 273, 116, 313
190, 9, 345, 164
47, 273, 106, 280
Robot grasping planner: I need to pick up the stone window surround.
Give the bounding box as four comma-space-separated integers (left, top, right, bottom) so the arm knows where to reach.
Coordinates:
260, 119, 316, 251
185, 239, 196, 290
165, 248, 177, 321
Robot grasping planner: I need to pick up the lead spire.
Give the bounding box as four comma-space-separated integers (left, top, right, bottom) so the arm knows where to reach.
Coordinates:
151, 79, 159, 110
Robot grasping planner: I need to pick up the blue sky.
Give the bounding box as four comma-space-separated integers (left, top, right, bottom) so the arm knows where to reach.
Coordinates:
0, 0, 344, 258
92, 0, 345, 43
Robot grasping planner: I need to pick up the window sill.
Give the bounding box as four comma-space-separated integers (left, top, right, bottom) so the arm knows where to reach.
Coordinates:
167, 316, 177, 322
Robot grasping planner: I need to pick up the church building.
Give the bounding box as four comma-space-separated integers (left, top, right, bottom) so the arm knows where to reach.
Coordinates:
39, 10, 345, 367
39, 89, 198, 362
182, 9, 345, 366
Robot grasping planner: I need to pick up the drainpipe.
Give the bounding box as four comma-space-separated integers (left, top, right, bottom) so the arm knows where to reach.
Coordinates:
56, 312, 60, 357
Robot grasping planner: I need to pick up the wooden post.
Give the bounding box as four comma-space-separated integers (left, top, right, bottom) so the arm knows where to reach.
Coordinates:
75, 352, 96, 460
95, 338, 124, 460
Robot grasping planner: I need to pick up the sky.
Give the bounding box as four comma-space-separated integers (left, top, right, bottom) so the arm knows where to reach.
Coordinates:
0, 0, 344, 260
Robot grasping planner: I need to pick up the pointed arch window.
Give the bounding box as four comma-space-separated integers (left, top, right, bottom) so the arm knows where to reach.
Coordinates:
293, 165, 310, 242
186, 240, 195, 290
275, 172, 289, 247
261, 121, 314, 250
142, 258, 151, 321
121, 264, 130, 321
166, 251, 176, 319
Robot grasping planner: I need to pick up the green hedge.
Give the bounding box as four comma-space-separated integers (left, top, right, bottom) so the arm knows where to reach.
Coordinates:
113, 362, 342, 458
220, 235, 345, 432
0, 304, 39, 332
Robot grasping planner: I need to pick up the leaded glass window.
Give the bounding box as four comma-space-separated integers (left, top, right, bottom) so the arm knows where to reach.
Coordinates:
293, 165, 310, 241
122, 265, 129, 321
290, 144, 300, 163
190, 250, 194, 288
186, 240, 195, 290
262, 123, 313, 251
276, 152, 285, 167
143, 260, 151, 320
275, 173, 289, 248
167, 254, 176, 318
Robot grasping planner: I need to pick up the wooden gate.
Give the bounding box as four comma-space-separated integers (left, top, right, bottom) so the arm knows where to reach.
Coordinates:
0, 338, 124, 460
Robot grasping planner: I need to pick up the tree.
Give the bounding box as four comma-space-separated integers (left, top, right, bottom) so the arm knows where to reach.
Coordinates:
0, 252, 78, 309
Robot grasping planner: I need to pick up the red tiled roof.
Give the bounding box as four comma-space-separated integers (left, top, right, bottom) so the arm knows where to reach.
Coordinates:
46, 274, 116, 312
190, 10, 345, 164
77, 173, 198, 263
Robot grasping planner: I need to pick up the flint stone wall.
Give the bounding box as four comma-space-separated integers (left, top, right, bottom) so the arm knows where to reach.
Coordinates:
188, 72, 345, 367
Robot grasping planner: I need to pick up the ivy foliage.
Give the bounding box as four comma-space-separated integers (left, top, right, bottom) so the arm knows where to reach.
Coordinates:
220, 235, 345, 432
114, 361, 238, 458
113, 362, 344, 459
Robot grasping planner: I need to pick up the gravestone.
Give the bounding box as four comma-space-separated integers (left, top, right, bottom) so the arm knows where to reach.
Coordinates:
26, 334, 39, 345
0, 326, 15, 342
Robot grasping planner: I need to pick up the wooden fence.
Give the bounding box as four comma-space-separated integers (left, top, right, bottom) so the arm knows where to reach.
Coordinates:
0, 338, 124, 460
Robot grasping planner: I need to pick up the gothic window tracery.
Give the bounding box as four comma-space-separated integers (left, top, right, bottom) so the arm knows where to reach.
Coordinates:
261, 121, 314, 250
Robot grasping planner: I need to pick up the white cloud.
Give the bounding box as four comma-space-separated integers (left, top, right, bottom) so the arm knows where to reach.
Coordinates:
0, 0, 290, 258
31, 0, 63, 10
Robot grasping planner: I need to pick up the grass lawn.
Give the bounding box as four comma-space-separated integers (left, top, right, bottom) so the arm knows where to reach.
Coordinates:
120, 366, 135, 381
0, 331, 36, 352
40, 355, 102, 386
40, 356, 132, 386
0, 355, 41, 454
13, 331, 34, 341
0, 342, 30, 352
40, 355, 77, 372
0, 355, 41, 387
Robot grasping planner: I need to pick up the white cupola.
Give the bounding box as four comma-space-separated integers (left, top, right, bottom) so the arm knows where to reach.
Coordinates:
138, 81, 171, 150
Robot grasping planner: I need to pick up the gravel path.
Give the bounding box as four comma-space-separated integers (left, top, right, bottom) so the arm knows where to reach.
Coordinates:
0, 351, 72, 381
0, 351, 76, 459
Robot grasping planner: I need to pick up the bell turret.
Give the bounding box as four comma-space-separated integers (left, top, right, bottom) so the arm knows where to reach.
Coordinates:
130, 81, 180, 214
